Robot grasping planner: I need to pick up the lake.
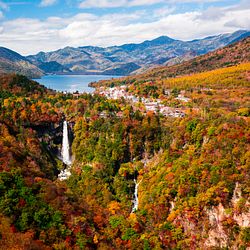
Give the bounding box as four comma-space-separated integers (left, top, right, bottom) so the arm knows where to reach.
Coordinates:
35, 74, 121, 93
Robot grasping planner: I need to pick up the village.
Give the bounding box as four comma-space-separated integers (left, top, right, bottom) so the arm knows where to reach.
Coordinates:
97, 85, 191, 118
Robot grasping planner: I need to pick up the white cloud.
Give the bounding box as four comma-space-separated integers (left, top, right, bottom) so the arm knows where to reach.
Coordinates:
79, 0, 227, 8
128, 0, 164, 6
39, 0, 57, 7
154, 6, 175, 17
79, 0, 164, 8
0, 2, 249, 55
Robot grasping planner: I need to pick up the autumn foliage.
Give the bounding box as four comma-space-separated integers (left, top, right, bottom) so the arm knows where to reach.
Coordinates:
0, 42, 249, 249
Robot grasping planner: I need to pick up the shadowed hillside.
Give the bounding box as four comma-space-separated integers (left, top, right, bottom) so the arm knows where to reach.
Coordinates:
0, 47, 43, 78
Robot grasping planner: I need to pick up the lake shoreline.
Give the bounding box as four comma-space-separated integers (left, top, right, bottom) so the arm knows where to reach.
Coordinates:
34, 74, 121, 93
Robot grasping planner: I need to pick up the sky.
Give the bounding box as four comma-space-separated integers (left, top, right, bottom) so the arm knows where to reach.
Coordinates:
0, 0, 249, 55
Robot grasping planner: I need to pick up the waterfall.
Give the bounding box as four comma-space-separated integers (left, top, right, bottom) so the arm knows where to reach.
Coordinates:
61, 121, 71, 165
131, 178, 142, 213
59, 121, 72, 180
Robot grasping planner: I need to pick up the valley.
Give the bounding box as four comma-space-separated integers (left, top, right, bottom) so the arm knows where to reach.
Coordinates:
0, 34, 249, 249
1, 0, 250, 247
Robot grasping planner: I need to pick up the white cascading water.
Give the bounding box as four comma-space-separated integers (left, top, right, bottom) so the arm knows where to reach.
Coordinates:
59, 121, 72, 180
131, 178, 142, 213
61, 121, 71, 165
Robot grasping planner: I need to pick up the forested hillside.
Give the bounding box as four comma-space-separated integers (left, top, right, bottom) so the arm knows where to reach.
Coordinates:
0, 58, 249, 248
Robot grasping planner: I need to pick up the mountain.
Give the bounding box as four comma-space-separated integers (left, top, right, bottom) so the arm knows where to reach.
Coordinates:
143, 35, 250, 80
27, 30, 250, 76
91, 36, 250, 88
0, 47, 43, 78
38, 61, 70, 74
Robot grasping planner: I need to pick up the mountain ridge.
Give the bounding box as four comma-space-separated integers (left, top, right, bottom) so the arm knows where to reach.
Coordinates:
0, 30, 249, 78
0, 47, 43, 78
90, 36, 250, 88
27, 30, 250, 76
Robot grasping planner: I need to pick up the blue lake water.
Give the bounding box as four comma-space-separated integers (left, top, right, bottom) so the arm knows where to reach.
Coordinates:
34, 74, 121, 93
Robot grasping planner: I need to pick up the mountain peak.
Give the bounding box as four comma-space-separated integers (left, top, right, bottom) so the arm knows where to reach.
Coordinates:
120, 35, 176, 52
150, 35, 176, 44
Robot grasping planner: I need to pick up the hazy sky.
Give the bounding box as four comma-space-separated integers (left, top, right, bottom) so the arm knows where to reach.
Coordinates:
0, 0, 249, 55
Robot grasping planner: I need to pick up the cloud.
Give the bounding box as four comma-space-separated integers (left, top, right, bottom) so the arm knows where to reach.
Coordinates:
197, 6, 226, 21
154, 6, 175, 17
79, 0, 227, 8
0, 1, 249, 55
39, 0, 57, 7
79, 0, 164, 8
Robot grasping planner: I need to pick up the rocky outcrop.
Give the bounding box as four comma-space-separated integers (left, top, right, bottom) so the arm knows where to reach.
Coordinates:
170, 182, 250, 249
232, 182, 250, 228
205, 203, 229, 248
204, 182, 250, 248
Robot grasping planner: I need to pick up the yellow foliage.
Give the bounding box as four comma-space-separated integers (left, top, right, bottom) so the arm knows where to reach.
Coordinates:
162, 62, 250, 89
128, 212, 137, 224
108, 201, 121, 215
167, 210, 179, 222
3, 99, 10, 107
93, 234, 98, 244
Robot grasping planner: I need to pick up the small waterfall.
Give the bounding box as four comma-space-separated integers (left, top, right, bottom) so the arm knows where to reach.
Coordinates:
59, 121, 72, 180
131, 178, 142, 213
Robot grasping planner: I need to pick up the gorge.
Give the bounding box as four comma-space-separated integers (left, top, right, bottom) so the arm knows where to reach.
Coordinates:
0, 37, 249, 249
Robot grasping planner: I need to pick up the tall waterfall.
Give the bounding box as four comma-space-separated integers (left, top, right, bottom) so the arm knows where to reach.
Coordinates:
131, 178, 142, 213
61, 121, 71, 165
59, 121, 72, 180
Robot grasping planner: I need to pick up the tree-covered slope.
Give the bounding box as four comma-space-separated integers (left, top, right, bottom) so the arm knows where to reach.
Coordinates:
0, 57, 249, 249
0, 74, 50, 96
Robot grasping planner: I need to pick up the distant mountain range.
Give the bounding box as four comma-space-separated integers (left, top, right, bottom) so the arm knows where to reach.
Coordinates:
0, 30, 249, 77
91, 35, 250, 88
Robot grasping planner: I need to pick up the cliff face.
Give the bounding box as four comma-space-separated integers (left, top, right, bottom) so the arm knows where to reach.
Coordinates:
172, 185, 250, 248
204, 183, 249, 248
29, 120, 74, 163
